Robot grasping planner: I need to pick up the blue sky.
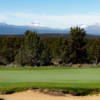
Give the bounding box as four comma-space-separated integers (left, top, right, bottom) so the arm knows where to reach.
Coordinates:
0, 0, 100, 28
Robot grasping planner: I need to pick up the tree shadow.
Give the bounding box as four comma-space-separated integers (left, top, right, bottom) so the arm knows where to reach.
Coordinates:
0, 98, 4, 100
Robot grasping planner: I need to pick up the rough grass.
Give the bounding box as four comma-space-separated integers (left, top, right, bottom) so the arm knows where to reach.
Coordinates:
0, 67, 100, 95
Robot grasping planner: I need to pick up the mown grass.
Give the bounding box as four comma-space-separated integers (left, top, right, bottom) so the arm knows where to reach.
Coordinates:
0, 67, 100, 95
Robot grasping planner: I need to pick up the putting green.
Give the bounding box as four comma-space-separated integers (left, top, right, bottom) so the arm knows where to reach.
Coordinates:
0, 67, 100, 83
0, 67, 100, 91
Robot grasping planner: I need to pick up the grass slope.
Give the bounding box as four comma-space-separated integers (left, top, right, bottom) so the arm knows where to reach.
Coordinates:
0, 67, 100, 95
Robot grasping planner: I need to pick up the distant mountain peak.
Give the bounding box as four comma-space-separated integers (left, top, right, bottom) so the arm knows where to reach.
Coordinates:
0, 22, 7, 26
26, 22, 45, 27
77, 23, 88, 28
90, 22, 100, 27
86, 22, 100, 30
0, 22, 100, 35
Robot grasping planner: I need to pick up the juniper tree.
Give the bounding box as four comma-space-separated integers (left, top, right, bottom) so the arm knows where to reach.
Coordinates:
61, 27, 87, 64
15, 43, 27, 66
89, 38, 100, 64
69, 27, 87, 63
40, 41, 52, 65
61, 38, 70, 63
16, 30, 42, 66
1, 36, 15, 63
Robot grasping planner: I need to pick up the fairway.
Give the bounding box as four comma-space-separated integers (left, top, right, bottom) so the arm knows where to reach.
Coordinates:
0, 67, 100, 92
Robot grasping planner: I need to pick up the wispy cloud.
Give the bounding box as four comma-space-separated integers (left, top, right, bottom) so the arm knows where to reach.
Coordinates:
0, 14, 9, 20
91, 12, 100, 15
4, 12, 100, 21
4, 12, 39, 19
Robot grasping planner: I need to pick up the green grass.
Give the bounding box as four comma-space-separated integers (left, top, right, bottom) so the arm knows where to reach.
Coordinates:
0, 67, 100, 95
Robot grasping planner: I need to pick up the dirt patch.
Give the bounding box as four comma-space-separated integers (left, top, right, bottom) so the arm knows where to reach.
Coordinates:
38, 88, 66, 96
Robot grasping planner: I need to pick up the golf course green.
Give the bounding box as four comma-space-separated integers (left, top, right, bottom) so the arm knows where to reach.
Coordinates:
0, 67, 100, 95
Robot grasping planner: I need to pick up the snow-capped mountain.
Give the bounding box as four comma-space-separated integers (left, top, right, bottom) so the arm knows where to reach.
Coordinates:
26, 22, 45, 27
84, 23, 100, 35
86, 23, 100, 30
0, 22, 69, 35
77, 23, 88, 28
75, 23, 100, 35
0, 22, 8, 26
0, 22, 100, 35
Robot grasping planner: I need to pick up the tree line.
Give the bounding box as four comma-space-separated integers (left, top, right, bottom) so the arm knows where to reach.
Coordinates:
0, 27, 100, 66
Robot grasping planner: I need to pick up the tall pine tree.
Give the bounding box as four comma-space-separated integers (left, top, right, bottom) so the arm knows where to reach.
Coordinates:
89, 38, 100, 64
61, 27, 87, 64
16, 30, 42, 66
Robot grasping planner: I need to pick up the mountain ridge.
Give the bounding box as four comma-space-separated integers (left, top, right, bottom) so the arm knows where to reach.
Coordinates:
0, 33, 100, 39
0, 22, 100, 35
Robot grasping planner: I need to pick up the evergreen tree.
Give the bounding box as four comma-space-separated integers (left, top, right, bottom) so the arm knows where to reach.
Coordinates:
25, 30, 30, 36
0, 38, 3, 64
54, 36, 64, 57
14, 37, 24, 56
61, 38, 70, 63
69, 27, 87, 63
89, 38, 100, 64
61, 27, 87, 64
40, 41, 52, 65
15, 30, 43, 66
84, 39, 94, 63
15, 43, 27, 66
1, 36, 15, 63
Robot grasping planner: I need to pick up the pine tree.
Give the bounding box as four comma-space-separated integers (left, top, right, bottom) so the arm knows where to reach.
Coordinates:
15, 30, 43, 66
89, 38, 100, 64
1, 36, 15, 63
69, 27, 87, 63
61, 27, 87, 64
61, 38, 70, 63
40, 41, 52, 65
15, 43, 27, 66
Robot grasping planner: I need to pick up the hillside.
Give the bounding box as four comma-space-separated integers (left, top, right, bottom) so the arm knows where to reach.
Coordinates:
0, 33, 100, 39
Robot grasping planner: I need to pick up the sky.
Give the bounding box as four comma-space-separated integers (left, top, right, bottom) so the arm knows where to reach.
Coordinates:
0, 0, 100, 28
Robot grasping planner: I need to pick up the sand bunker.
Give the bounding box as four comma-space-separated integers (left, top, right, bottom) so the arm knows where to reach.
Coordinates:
0, 90, 100, 100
